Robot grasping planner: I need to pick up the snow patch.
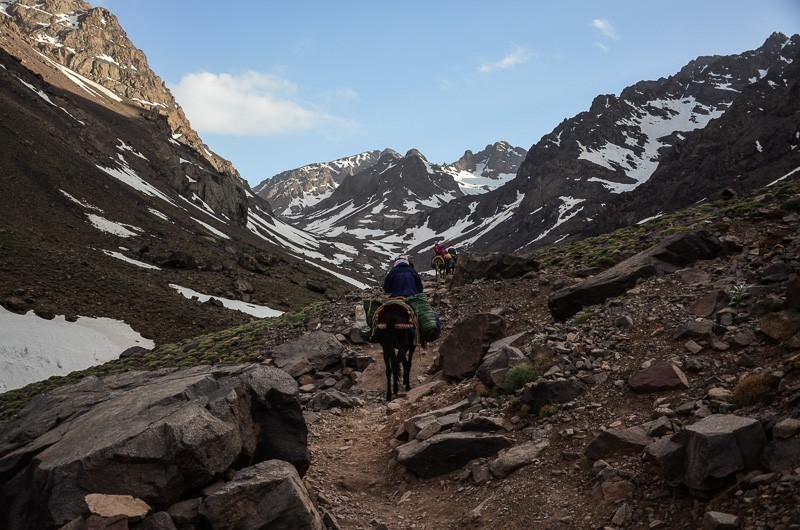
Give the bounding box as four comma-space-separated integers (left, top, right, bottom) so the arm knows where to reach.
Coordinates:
170, 284, 283, 318
0, 306, 154, 392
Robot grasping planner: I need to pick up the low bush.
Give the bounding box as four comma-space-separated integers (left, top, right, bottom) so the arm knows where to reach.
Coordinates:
504, 364, 542, 394
731, 374, 777, 407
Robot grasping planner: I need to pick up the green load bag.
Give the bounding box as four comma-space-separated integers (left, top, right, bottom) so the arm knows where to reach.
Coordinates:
405, 293, 437, 336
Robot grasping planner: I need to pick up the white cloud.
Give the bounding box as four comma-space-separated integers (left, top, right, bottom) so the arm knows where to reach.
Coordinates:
479, 46, 532, 74
593, 42, 609, 53
170, 71, 348, 136
590, 19, 620, 40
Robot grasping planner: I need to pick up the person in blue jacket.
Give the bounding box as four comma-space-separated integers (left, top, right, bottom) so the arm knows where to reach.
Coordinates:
383, 255, 423, 297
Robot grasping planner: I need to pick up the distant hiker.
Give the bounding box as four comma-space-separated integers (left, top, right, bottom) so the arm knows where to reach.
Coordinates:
383, 255, 423, 298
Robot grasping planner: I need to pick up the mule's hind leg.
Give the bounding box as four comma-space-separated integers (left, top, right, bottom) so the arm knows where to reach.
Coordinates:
401, 344, 416, 391
382, 345, 395, 401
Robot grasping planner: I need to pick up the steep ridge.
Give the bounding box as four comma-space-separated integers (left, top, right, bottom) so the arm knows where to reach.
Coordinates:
0, 25, 366, 351
0, 0, 239, 180
254, 150, 384, 217
583, 44, 800, 237
401, 33, 800, 257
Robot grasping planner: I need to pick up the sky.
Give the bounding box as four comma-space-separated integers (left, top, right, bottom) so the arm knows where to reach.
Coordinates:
96, 1, 800, 187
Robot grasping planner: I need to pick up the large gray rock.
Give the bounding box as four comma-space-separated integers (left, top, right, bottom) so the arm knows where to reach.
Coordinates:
519, 378, 588, 415
476, 345, 530, 389
548, 229, 731, 321
396, 432, 512, 478
646, 414, 767, 495
439, 314, 508, 380
488, 440, 549, 478
628, 362, 690, 393
270, 331, 344, 374
585, 427, 652, 460
450, 253, 539, 286
199, 460, 323, 530
0, 365, 309, 529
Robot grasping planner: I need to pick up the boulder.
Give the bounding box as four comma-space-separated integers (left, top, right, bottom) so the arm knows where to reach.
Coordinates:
0, 365, 309, 529
475, 345, 529, 388
450, 253, 539, 286
488, 440, 549, 478
439, 314, 507, 380
519, 379, 588, 415
548, 229, 730, 321
691, 290, 729, 317
703, 511, 740, 530
645, 414, 767, 495
271, 331, 344, 372
137, 512, 177, 530
761, 261, 792, 283
396, 432, 512, 478
628, 362, 690, 393
761, 438, 800, 472
402, 400, 470, 439
198, 460, 323, 530
673, 319, 715, 340
309, 389, 355, 412
585, 427, 652, 460
758, 311, 800, 342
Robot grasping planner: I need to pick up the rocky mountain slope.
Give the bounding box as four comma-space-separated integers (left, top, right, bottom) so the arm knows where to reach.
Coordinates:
2, 175, 798, 529
0, 23, 367, 351
254, 150, 385, 216
0, 0, 238, 179
419, 32, 800, 255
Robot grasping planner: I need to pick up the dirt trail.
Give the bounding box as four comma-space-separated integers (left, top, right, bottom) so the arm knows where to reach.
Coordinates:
304, 340, 476, 529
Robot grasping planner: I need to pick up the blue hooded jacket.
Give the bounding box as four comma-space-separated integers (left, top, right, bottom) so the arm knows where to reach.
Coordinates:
383, 262, 423, 297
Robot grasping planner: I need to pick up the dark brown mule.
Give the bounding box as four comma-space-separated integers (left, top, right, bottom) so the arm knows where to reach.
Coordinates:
374, 302, 417, 401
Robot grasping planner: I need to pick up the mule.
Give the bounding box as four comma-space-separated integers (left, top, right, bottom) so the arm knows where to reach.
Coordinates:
374, 302, 417, 401
431, 255, 454, 287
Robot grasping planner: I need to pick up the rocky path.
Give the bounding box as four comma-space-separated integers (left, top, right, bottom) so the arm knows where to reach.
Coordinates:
305, 342, 462, 529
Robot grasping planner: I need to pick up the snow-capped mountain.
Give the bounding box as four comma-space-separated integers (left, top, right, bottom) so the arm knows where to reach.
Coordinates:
255, 142, 527, 218
411, 32, 800, 255
255, 33, 799, 275
255, 143, 526, 274
254, 150, 384, 216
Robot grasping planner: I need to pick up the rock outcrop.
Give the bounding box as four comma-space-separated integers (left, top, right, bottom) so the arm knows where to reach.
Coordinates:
548, 228, 732, 320
0, 365, 309, 528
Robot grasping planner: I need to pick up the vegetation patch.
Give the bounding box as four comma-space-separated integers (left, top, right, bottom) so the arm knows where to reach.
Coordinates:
504, 364, 542, 394
731, 374, 777, 407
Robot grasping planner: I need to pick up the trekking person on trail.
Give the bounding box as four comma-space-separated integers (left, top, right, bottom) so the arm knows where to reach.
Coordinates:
383, 255, 423, 298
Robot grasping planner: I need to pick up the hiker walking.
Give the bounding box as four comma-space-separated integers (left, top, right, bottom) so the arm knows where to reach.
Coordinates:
383, 255, 423, 298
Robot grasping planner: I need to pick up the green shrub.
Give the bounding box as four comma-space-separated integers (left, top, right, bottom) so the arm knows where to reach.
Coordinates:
572, 310, 598, 325
504, 364, 542, 394
539, 404, 560, 418
731, 374, 776, 407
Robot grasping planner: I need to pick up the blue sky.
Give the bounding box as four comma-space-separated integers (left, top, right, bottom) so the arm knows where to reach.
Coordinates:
99, 1, 800, 186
